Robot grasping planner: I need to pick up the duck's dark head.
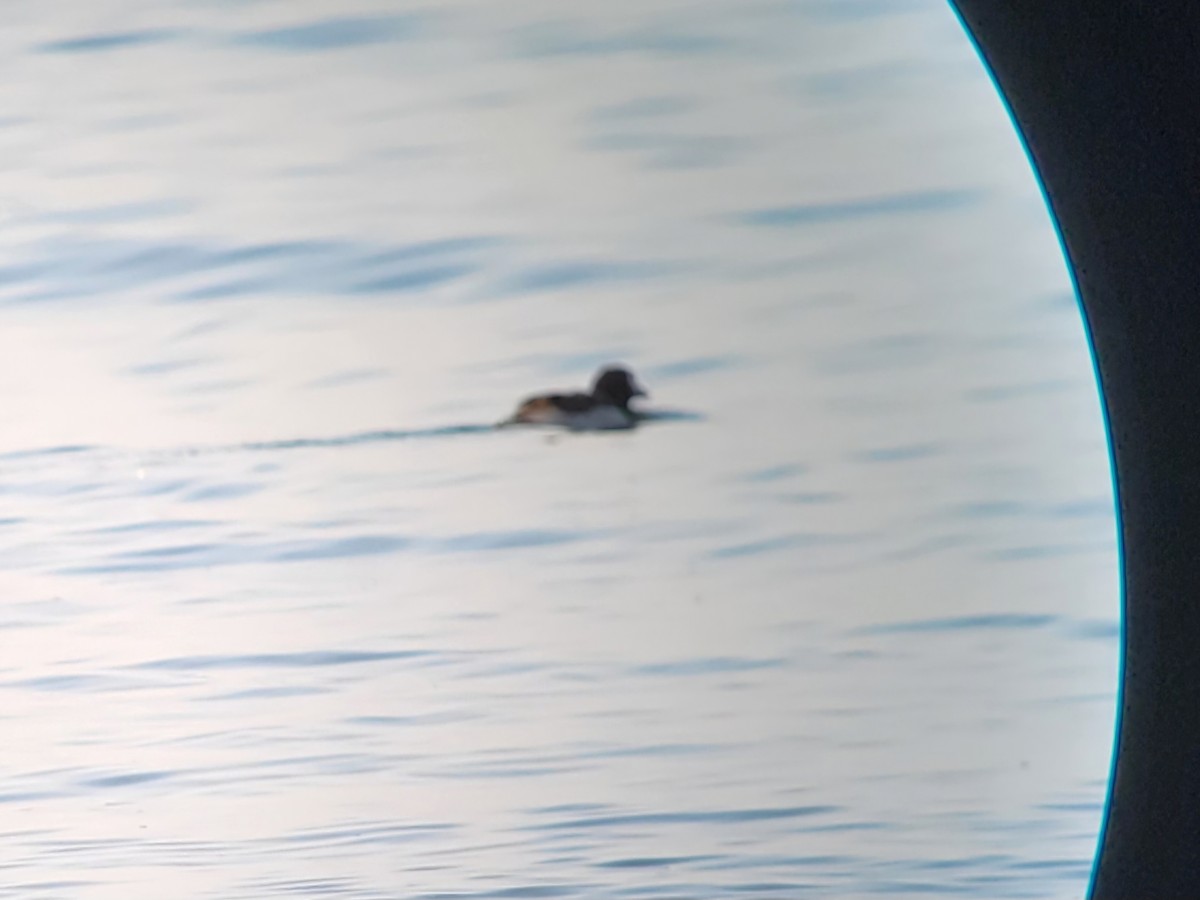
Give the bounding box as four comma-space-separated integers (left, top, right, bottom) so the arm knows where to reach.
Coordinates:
591, 366, 647, 409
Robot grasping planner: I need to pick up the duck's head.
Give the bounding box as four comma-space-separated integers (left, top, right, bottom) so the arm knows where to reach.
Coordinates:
591, 366, 647, 409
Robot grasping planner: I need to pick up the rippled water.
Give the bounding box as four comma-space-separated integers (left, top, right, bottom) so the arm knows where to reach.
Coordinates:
0, 2, 1116, 898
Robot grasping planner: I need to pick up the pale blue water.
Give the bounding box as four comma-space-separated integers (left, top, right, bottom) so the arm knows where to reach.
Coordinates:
0, 2, 1116, 898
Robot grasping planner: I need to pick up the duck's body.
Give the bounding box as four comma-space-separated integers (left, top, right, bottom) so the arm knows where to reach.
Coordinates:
505, 366, 647, 431
510, 395, 637, 430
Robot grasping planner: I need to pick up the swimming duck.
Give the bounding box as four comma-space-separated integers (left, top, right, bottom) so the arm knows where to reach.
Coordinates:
504, 365, 648, 430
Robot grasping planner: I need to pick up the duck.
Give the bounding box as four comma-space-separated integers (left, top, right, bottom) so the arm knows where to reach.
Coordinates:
503, 365, 648, 430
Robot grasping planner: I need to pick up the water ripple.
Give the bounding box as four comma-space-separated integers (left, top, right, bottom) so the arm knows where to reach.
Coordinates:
631, 657, 785, 677
492, 260, 675, 295
596, 854, 719, 868
854, 614, 1059, 635
233, 15, 424, 52
37, 29, 179, 54
527, 805, 838, 831
130, 650, 432, 671
740, 189, 981, 227
78, 769, 175, 790
277, 821, 456, 847
515, 23, 735, 58
0, 234, 504, 305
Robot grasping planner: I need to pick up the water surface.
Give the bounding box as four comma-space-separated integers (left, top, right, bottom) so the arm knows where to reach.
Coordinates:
0, 2, 1115, 897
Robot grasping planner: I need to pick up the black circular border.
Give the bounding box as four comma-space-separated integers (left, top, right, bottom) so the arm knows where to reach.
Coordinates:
950, 3, 1200, 895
